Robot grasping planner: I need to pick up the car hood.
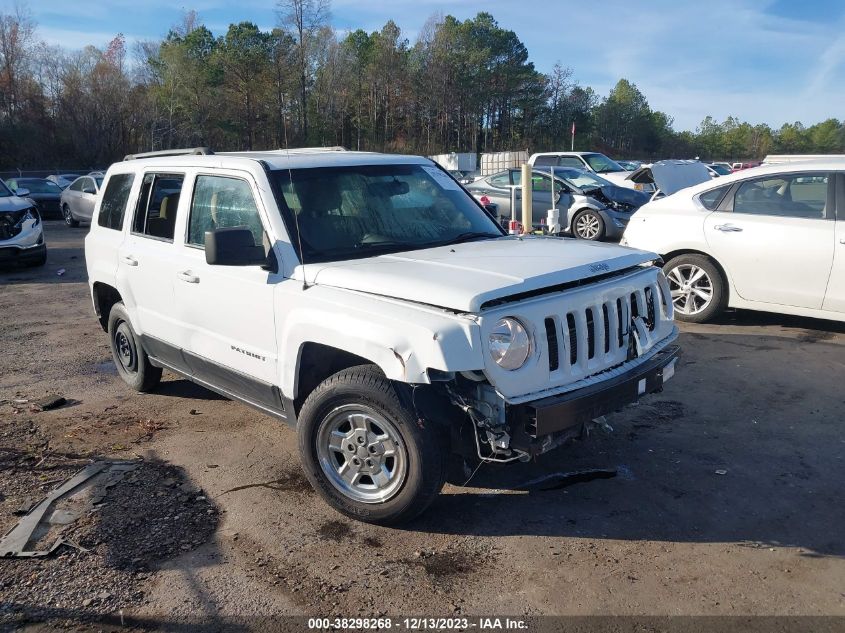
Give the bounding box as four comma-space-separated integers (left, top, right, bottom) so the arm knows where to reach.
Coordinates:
587, 184, 650, 208
629, 160, 712, 196
593, 171, 631, 186
0, 196, 33, 213
305, 236, 657, 312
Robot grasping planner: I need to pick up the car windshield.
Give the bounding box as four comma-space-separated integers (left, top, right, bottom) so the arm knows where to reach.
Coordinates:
0, 180, 13, 197
19, 179, 62, 194
552, 167, 613, 191
584, 153, 625, 174
271, 163, 503, 263
709, 164, 732, 176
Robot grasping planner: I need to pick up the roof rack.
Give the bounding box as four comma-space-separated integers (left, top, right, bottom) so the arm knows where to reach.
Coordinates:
261, 146, 348, 154
123, 147, 214, 161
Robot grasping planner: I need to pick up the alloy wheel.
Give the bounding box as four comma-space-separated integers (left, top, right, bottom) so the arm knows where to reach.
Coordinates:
666, 264, 713, 315
574, 212, 601, 239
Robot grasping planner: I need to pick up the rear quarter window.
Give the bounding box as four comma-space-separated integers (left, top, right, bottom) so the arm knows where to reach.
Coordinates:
97, 173, 136, 231
697, 184, 731, 210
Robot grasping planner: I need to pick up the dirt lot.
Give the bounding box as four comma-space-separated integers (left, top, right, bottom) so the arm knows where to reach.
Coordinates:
1, 221, 844, 630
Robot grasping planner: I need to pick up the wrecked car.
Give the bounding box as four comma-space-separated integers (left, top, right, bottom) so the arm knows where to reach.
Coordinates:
0, 179, 47, 267
466, 167, 649, 240
85, 147, 680, 524
624, 160, 714, 198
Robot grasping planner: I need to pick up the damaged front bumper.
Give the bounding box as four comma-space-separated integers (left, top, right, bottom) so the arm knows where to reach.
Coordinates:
508, 344, 680, 456
449, 344, 680, 462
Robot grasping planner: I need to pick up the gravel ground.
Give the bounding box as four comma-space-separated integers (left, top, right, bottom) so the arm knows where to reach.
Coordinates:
1, 222, 844, 631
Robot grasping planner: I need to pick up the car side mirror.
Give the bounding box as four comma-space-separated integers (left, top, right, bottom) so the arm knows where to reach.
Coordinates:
83, 186, 96, 195
14, 187, 30, 197
205, 227, 267, 266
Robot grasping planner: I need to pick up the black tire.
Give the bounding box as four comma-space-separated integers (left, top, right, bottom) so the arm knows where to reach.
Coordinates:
663, 254, 728, 323
297, 364, 447, 525
572, 209, 605, 240
62, 204, 79, 227
107, 302, 162, 392
26, 252, 47, 267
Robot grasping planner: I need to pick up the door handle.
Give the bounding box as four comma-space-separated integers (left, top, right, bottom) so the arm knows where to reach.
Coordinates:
840, 238, 845, 245
120, 255, 138, 267
714, 224, 743, 232
177, 270, 200, 284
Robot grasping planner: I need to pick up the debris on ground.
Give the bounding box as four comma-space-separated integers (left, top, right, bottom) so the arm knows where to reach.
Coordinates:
0, 461, 137, 558
31, 395, 67, 411
0, 418, 221, 626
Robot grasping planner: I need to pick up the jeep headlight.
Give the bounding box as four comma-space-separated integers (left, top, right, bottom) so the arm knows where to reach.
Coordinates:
489, 317, 532, 370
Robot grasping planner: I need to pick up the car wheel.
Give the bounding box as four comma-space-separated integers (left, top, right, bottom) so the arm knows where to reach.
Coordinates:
62, 204, 79, 227
26, 251, 47, 267
298, 364, 447, 525
107, 303, 162, 392
572, 209, 605, 240
663, 254, 727, 323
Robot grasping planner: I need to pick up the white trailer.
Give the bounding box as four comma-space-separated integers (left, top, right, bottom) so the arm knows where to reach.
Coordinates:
480, 150, 529, 176
762, 154, 845, 165
427, 152, 476, 173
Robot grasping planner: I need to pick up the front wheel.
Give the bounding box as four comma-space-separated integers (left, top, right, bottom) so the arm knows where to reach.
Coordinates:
107, 303, 162, 392
663, 254, 727, 323
297, 365, 447, 525
62, 204, 79, 227
572, 209, 605, 240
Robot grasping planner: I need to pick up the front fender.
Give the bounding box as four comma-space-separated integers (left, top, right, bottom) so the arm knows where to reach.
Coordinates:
276, 285, 483, 398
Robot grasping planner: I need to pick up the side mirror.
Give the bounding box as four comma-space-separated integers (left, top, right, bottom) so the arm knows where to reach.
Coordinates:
205, 227, 267, 266
83, 186, 96, 195
14, 187, 30, 197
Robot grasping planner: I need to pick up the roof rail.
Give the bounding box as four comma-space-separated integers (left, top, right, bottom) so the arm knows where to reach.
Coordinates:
261, 146, 348, 154
123, 147, 214, 161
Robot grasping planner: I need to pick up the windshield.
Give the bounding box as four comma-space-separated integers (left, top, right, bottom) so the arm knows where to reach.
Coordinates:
271, 164, 503, 263
0, 180, 12, 198
18, 179, 62, 194
584, 153, 625, 174
552, 167, 614, 191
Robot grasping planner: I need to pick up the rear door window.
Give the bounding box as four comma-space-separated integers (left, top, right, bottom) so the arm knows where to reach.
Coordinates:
733, 173, 829, 219
488, 173, 511, 188
532, 155, 558, 167
558, 156, 586, 168
97, 173, 135, 231
132, 173, 185, 241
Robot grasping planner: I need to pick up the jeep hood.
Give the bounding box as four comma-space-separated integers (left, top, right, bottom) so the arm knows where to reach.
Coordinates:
305, 237, 657, 312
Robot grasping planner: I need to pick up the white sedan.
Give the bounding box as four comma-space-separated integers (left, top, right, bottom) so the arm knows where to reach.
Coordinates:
621, 160, 845, 323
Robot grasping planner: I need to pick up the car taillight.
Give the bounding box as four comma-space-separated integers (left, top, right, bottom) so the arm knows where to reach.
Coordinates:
479, 195, 491, 206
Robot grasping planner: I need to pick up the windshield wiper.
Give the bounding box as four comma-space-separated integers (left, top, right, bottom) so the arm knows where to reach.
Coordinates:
435, 231, 501, 246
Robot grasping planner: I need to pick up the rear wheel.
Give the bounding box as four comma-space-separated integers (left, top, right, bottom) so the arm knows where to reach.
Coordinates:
107, 303, 162, 392
663, 254, 727, 323
298, 364, 447, 524
62, 204, 79, 227
572, 209, 605, 240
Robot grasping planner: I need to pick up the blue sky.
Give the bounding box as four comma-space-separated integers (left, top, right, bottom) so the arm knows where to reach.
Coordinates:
9, 0, 845, 131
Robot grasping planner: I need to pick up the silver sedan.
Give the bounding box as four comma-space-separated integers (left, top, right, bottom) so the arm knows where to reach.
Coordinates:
60, 175, 102, 227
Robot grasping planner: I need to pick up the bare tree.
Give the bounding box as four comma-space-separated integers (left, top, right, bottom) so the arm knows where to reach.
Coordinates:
0, 2, 35, 123
277, 0, 330, 142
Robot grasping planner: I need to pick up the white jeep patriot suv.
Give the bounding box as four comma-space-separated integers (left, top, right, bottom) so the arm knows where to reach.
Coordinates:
85, 147, 680, 524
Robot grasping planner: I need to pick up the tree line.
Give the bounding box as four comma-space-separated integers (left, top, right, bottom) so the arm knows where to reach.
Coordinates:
0, 1, 843, 170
